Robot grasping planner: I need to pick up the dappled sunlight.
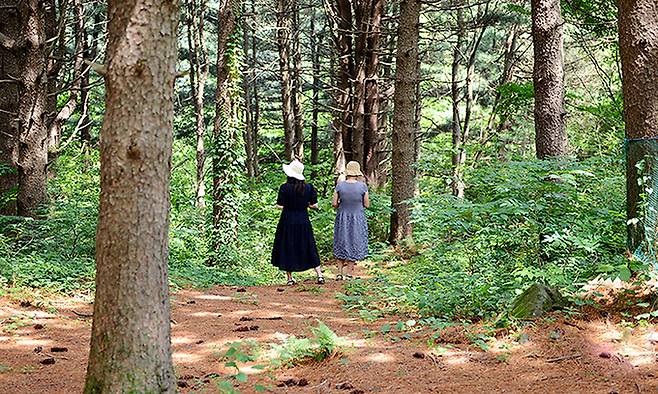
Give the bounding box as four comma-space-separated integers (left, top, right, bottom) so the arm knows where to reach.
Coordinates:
172, 351, 204, 364
193, 294, 233, 301
363, 352, 396, 363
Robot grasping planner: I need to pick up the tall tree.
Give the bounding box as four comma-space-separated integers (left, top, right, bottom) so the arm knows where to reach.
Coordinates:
310, 6, 321, 176
0, 1, 21, 215
212, 0, 240, 261
618, 0, 658, 251
277, 0, 297, 160
389, 0, 420, 243
531, 0, 568, 158
15, 0, 50, 217
83, 0, 179, 390
363, 0, 386, 188
187, 0, 209, 208
242, 0, 259, 178
328, 0, 354, 177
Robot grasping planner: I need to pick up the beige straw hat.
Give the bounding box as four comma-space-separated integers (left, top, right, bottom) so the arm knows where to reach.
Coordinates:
345, 161, 363, 177
283, 159, 305, 180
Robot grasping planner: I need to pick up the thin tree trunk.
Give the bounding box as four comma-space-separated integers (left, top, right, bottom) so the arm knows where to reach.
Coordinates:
48, 0, 85, 153
16, 0, 49, 217
291, 0, 304, 160
187, 0, 208, 208
532, 0, 568, 158
241, 1, 257, 178
277, 0, 295, 160
450, 8, 464, 198
250, 0, 260, 177
0, 1, 22, 215
84, 0, 178, 390
618, 0, 658, 252
79, 12, 102, 148
310, 7, 320, 177
389, 0, 420, 244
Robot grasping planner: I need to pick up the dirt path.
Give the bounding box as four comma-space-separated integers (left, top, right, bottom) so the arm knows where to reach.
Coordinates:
1, 278, 657, 393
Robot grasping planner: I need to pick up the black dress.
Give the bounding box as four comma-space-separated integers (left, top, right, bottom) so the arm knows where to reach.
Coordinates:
271, 180, 321, 272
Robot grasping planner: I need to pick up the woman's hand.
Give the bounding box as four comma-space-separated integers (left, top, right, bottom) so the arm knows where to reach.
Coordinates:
309, 203, 319, 210
363, 192, 370, 209
275, 204, 284, 210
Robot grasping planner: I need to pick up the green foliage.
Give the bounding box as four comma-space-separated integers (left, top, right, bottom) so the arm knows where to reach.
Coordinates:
270, 321, 346, 367
341, 156, 629, 321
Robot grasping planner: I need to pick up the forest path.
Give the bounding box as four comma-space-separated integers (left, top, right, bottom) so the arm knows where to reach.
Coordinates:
0, 275, 657, 393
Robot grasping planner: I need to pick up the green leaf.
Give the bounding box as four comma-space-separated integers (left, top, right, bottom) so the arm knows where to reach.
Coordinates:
618, 266, 632, 281
235, 372, 248, 383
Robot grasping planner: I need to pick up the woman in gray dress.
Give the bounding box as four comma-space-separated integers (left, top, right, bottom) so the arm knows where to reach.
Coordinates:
332, 161, 370, 280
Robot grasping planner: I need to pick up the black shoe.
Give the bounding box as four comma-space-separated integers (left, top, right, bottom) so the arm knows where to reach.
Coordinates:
317, 276, 325, 284
287, 279, 296, 286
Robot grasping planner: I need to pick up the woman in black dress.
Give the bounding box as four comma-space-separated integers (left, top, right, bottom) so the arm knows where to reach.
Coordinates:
271, 159, 324, 285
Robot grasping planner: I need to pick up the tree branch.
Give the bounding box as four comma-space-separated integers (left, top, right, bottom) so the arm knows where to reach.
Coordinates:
0, 32, 16, 49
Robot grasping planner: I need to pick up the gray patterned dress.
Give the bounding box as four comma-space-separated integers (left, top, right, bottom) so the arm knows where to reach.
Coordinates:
333, 181, 368, 261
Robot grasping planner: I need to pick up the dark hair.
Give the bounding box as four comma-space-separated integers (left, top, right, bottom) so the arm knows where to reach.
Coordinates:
287, 177, 306, 195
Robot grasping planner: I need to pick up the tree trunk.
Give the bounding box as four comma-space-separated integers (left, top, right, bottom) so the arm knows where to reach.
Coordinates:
212, 0, 239, 259
83, 0, 178, 391
16, 0, 49, 217
532, 0, 567, 158
330, 0, 354, 177
310, 7, 320, 177
242, 2, 257, 178
277, 0, 295, 160
450, 8, 464, 198
0, 2, 21, 215
618, 0, 658, 252
187, 0, 208, 208
389, 0, 420, 244
48, 0, 85, 154
290, 0, 304, 160
250, 0, 260, 177
79, 12, 102, 149
363, 0, 385, 188
352, 0, 368, 166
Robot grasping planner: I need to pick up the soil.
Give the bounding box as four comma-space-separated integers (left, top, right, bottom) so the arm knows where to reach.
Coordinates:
1, 275, 657, 394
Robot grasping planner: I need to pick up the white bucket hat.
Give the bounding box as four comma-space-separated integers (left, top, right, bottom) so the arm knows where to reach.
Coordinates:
345, 161, 363, 177
283, 159, 305, 180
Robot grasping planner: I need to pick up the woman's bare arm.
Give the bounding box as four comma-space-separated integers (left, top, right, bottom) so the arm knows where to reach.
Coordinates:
363, 192, 370, 208
332, 191, 340, 208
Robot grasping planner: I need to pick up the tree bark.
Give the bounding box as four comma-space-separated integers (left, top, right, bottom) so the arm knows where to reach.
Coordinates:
212, 0, 239, 258
389, 0, 420, 244
450, 8, 464, 198
310, 7, 320, 177
290, 0, 304, 160
187, 0, 208, 208
16, 0, 49, 217
0, 2, 21, 215
618, 0, 658, 252
79, 12, 102, 149
330, 0, 354, 177
532, 0, 568, 158
242, 1, 257, 178
84, 0, 178, 391
277, 0, 296, 160
363, 0, 385, 188
48, 0, 85, 153
250, 0, 260, 177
